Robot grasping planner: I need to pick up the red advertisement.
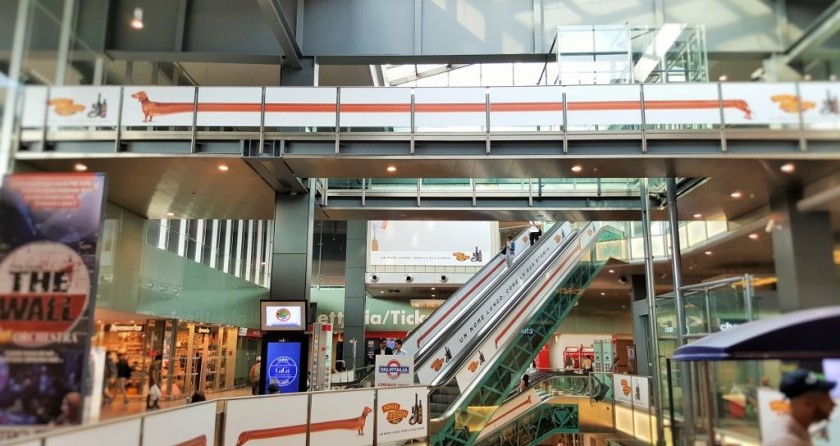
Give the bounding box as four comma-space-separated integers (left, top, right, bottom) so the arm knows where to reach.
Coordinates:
0, 173, 107, 439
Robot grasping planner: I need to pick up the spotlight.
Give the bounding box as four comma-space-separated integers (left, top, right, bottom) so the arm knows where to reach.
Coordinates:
618, 275, 628, 285
405, 275, 413, 283
370, 274, 379, 282
73, 163, 88, 172
440, 275, 449, 283
131, 7, 144, 29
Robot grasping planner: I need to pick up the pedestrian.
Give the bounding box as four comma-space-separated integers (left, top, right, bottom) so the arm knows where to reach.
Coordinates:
502, 236, 516, 268
267, 381, 281, 394
250, 356, 262, 395
102, 351, 116, 405
528, 221, 542, 245
374, 338, 393, 356
519, 374, 530, 393
147, 354, 162, 410
115, 352, 132, 404
393, 339, 408, 356
764, 369, 836, 446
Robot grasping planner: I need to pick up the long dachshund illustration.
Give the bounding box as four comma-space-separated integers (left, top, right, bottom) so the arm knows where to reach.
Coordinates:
235, 406, 372, 445
173, 435, 206, 446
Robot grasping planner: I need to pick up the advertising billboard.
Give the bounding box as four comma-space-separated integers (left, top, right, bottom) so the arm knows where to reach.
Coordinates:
265, 341, 303, 394
369, 220, 493, 267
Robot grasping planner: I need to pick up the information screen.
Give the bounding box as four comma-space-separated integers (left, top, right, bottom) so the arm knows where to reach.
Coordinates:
260, 301, 306, 331
265, 341, 302, 394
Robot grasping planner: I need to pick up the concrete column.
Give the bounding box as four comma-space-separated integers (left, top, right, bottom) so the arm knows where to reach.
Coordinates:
343, 220, 367, 371
770, 190, 838, 312
630, 274, 651, 377
269, 184, 316, 302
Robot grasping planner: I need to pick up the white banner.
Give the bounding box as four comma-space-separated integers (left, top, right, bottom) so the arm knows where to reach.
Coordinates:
414, 87, 486, 128
613, 374, 633, 406
631, 376, 650, 410
196, 87, 263, 127
643, 83, 721, 125
45, 418, 141, 446
375, 356, 415, 387
489, 86, 563, 127
369, 221, 493, 267
121, 87, 196, 127
46, 87, 121, 127
224, 394, 308, 446
565, 85, 643, 126
798, 82, 840, 129
310, 390, 376, 446
340, 88, 411, 128
142, 402, 216, 446
264, 87, 336, 127
376, 387, 428, 443
721, 83, 801, 125
475, 389, 541, 442
21, 86, 48, 128
757, 387, 790, 443
453, 223, 596, 392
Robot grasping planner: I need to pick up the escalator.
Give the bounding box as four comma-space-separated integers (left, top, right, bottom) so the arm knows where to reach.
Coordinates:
428, 222, 623, 446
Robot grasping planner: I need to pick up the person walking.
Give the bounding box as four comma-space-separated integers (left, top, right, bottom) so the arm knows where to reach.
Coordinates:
528, 221, 542, 245
764, 369, 836, 446
250, 356, 262, 395
147, 354, 162, 410
115, 353, 132, 404
503, 236, 516, 268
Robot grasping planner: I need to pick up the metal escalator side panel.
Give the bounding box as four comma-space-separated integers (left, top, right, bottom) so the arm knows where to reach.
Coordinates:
453, 222, 602, 394
416, 222, 575, 385
473, 401, 581, 446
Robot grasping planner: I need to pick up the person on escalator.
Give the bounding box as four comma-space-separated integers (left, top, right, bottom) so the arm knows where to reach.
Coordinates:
528, 221, 542, 245
502, 236, 516, 268
519, 374, 530, 392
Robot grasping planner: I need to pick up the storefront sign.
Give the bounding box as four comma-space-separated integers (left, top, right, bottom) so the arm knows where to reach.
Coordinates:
375, 356, 415, 387
196, 326, 211, 334
107, 323, 144, 333
0, 173, 107, 437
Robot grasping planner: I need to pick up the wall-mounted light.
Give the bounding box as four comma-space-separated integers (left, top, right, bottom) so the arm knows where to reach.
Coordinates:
131, 7, 144, 29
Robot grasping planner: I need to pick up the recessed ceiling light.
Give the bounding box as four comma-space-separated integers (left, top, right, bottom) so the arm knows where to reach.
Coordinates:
386, 166, 397, 172
600, 292, 606, 296
780, 163, 795, 174
73, 163, 88, 172
608, 269, 615, 273
718, 74, 728, 81
218, 164, 229, 172
130, 7, 144, 29
431, 294, 436, 297
705, 251, 713, 255
166, 212, 175, 217
431, 287, 435, 290
693, 213, 702, 219
571, 165, 583, 173
730, 191, 742, 199
749, 233, 759, 240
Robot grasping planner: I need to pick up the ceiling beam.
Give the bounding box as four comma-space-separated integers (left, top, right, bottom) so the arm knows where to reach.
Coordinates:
256, 0, 302, 69
785, 0, 840, 63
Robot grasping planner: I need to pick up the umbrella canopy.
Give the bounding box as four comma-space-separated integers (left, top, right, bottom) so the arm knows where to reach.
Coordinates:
672, 306, 840, 362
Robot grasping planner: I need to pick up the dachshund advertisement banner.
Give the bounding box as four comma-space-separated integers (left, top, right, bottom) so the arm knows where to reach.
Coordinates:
224, 394, 308, 446
46, 87, 121, 127
142, 401, 216, 446
376, 387, 428, 443
309, 390, 376, 446
0, 173, 106, 440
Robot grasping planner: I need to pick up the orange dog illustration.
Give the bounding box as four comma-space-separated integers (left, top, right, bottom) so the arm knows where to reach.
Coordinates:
174, 435, 206, 446
131, 91, 194, 122
235, 406, 372, 445
431, 357, 445, 371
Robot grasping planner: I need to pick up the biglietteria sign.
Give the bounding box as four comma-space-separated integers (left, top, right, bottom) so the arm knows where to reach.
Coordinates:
0, 173, 107, 437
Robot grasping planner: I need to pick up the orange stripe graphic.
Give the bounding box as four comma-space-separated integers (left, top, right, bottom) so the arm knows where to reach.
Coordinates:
487, 396, 533, 425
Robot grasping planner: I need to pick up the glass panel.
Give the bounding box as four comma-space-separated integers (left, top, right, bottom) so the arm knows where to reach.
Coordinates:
706, 220, 728, 238
686, 221, 707, 246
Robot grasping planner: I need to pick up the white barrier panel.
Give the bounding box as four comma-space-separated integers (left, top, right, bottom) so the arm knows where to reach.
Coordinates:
121, 87, 196, 127
309, 390, 376, 446
475, 389, 541, 442
565, 85, 643, 126
375, 356, 415, 387
20, 87, 47, 128
613, 373, 633, 406
369, 220, 493, 267
414, 87, 486, 128
376, 387, 428, 444
142, 402, 216, 446
45, 418, 141, 446
264, 87, 336, 127
631, 376, 650, 409
488, 86, 563, 127
721, 83, 800, 125
798, 82, 840, 129
224, 394, 308, 446
196, 87, 263, 127
643, 84, 721, 125
340, 88, 411, 128
757, 388, 789, 443
45, 87, 121, 127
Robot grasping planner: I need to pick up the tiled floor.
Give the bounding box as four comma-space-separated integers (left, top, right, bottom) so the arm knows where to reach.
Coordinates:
98, 387, 252, 421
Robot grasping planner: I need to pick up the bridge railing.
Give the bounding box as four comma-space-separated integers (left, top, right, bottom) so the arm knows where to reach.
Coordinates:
16, 83, 840, 142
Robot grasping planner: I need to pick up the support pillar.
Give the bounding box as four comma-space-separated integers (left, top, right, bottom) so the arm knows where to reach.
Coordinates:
269, 184, 316, 303
281, 57, 316, 86
771, 191, 838, 312
343, 221, 367, 371
630, 274, 650, 377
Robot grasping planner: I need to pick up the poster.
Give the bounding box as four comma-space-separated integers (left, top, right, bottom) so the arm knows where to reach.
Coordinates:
265, 341, 303, 394
224, 394, 308, 446
720, 83, 801, 125
798, 82, 840, 129
631, 376, 650, 410
376, 387, 428, 443
0, 173, 107, 439
613, 374, 633, 406
309, 390, 376, 446
369, 221, 493, 267
45, 418, 141, 446
120, 87, 197, 127
142, 402, 216, 446
374, 356, 414, 387
757, 387, 790, 442
46, 87, 121, 127
195, 87, 263, 127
